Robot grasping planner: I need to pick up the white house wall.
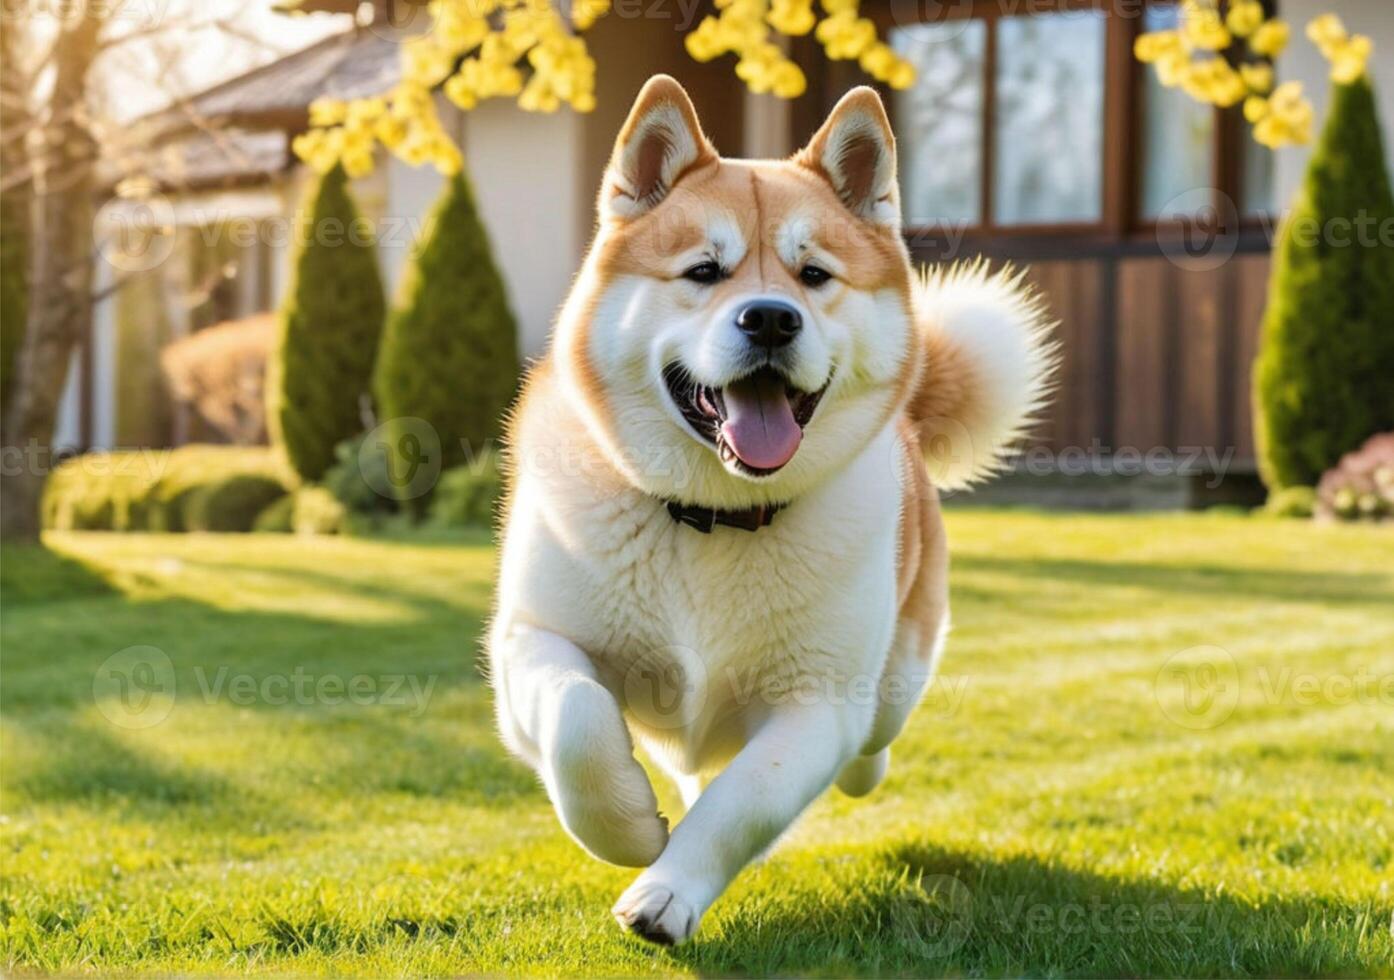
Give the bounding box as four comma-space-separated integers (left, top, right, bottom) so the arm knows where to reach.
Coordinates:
459, 98, 586, 358
1275, 0, 1394, 209
379, 147, 444, 302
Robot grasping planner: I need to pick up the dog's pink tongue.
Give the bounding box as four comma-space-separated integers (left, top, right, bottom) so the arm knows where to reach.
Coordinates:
720, 373, 801, 471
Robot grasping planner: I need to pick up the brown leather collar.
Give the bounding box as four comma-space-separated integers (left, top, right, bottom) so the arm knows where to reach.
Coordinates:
666, 500, 783, 533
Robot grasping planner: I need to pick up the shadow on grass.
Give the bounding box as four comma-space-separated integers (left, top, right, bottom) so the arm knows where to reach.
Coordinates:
5, 537, 535, 814
673, 841, 1393, 978
956, 554, 1391, 606
171, 557, 496, 622
0, 542, 116, 605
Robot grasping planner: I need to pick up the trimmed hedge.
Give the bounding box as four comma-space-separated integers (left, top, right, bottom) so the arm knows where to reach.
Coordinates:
1262, 485, 1317, 519
42, 446, 293, 532
291, 486, 348, 535
374, 171, 519, 500
253, 493, 295, 533
266, 164, 386, 481
1253, 78, 1394, 490
322, 432, 397, 516
427, 454, 503, 529
184, 475, 288, 533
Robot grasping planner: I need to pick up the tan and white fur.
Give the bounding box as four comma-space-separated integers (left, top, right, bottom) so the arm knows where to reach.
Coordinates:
489, 76, 1055, 945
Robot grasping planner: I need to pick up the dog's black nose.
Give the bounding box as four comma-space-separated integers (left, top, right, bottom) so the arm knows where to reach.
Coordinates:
735, 301, 802, 348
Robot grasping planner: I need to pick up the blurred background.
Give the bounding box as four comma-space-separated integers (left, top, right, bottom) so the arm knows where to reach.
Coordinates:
1, 0, 1391, 975
4, 0, 1392, 527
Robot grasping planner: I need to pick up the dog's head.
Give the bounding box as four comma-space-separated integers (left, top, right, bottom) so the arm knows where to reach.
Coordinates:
554, 75, 918, 508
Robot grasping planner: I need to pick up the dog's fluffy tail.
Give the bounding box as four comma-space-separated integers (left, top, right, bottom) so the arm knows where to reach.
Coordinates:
907, 260, 1059, 490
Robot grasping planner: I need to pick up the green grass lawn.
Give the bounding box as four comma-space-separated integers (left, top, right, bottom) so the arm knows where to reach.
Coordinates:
3, 512, 1392, 977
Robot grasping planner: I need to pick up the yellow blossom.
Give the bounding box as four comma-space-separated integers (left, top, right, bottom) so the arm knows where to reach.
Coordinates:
373, 113, 407, 148
1243, 94, 1269, 123
1305, 12, 1346, 56
685, 18, 725, 60
1182, 57, 1246, 107
887, 58, 914, 90
770, 61, 806, 97
1182, 7, 1231, 51
816, 10, 875, 59
1239, 62, 1273, 94
767, 0, 815, 36
443, 72, 478, 109
342, 148, 375, 178
1225, 0, 1263, 39
1155, 50, 1191, 88
309, 98, 348, 127
1252, 79, 1313, 147
1327, 34, 1372, 84
570, 0, 608, 30
1249, 19, 1289, 57
301, 0, 908, 177
859, 41, 896, 79
1134, 30, 1184, 64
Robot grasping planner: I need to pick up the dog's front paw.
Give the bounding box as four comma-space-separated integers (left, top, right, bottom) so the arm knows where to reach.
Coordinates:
612, 877, 701, 945
543, 682, 669, 867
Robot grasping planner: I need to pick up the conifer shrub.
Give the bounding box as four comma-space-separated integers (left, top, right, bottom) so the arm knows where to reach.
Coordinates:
1253, 78, 1394, 490
267, 164, 386, 481
374, 171, 519, 502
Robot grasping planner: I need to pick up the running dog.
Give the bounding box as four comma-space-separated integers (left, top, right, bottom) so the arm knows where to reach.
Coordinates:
490, 75, 1055, 945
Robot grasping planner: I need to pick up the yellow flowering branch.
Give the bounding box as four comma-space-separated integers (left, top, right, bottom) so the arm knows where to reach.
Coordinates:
294, 0, 914, 177
1133, 0, 1373, 150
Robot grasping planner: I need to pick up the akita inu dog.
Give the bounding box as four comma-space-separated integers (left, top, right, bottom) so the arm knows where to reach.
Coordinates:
490, 75, 1055, 945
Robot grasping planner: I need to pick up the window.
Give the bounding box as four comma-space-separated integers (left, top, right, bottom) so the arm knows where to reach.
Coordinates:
880, 0, 1277, 238
993, 11, 1106, 224
1138, 5, 1214, 219
892, 21, 987, 227
1239, 126, 1275, 216
889, 8, 1106, 230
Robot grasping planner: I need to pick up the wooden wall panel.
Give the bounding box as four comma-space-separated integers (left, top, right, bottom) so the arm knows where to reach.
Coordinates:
1176, 266, 1226, 450
1024, 259, 1104, 452
1231, 254, 1271, 462
975, 249, 1268, 472
1114, 258, 1172, 453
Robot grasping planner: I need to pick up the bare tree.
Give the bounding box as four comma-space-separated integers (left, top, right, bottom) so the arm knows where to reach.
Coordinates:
1, 5, 103, 540
0, 2, 319, 539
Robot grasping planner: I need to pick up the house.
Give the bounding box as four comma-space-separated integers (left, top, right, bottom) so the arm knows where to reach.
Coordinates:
64, 0, 1394, 503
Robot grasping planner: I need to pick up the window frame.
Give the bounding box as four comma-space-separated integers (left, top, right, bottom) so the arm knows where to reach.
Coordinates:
849, 0, 1276, 249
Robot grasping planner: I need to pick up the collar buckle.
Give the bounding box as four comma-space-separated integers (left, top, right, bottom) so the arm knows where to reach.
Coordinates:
666, 500, 782, 534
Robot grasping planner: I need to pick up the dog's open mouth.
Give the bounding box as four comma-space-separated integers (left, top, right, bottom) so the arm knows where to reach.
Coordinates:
663, 363, 828, 475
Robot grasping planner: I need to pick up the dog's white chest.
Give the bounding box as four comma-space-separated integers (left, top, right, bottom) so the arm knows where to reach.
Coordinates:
502, 433, 904, 772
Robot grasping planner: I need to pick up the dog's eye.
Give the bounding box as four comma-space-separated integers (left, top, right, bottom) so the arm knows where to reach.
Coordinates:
799, 265, 832, 288
683, 261, 724, 285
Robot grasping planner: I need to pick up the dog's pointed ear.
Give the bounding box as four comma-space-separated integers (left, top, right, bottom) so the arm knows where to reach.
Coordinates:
601, 75, 716, 221
796, 86, 899, 229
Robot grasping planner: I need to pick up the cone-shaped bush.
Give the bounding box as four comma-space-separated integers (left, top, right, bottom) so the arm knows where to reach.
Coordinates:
266, 164, 385, 481
375, 170, 519, 483
1253, 77, 1394, 490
